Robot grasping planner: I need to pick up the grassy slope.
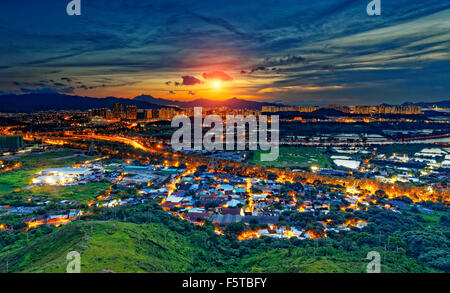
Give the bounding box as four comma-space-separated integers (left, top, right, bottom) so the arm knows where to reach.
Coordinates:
239, 246, 435, 273
0, 221, 199, 273
0, 220, 436, 273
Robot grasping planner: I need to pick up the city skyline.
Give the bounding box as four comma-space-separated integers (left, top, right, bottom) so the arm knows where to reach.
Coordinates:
0, 0, 449, 105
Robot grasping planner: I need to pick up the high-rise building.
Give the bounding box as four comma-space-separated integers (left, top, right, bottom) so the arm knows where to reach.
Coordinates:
126, 105, 137, 120
262, 106, 318, 113
262, 105, 421, 115
144, 109, 153, 120
158, 107, 179, 119
90, 108, 112, 119
112, 103, 124, 119
137, 109, 153, 120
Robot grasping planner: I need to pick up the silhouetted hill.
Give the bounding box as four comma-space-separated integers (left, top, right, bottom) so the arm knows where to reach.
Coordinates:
402, 100, 450, 108
263, 108, 347, 119
134, 95, 280, 110
422, 110, 450, 117
0, 94, 161, 112
133, 95, 175, 106
310, 108, 346, 116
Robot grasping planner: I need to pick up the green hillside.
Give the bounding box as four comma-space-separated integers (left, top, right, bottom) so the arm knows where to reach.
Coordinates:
0, 219, 438, 273
0, 221, 202, 273
239, 246, 435, 273
0, 201, 445, 273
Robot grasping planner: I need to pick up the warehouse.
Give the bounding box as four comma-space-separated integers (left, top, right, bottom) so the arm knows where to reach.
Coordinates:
0, 135, 24, 151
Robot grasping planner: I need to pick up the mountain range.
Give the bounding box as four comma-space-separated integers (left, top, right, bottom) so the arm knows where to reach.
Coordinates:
0, 93, 448, 113
0, 93, 279, 112
0, 94, 161, 113
133, 95, 280, 110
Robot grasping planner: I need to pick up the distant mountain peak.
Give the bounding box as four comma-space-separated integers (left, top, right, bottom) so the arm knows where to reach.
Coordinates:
133, 95, 280, 110
0, 93, 161, 113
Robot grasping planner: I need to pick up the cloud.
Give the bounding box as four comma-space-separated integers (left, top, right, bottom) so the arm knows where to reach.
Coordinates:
1, 1, 449, 104
188, 11, 246, 37
321, 65, 335, 71
264, 55, 307, 67
20, 87, 59, 94
202, 71, 233, 81
242, 56, 308, 75
249, 66, 267, 74
258, 85, 344, 93
12, 77, 138, 94
182, 75, 202, 86
77, 84, 106, 90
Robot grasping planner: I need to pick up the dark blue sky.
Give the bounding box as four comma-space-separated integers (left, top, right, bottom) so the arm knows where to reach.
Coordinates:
0, 0, 449, 105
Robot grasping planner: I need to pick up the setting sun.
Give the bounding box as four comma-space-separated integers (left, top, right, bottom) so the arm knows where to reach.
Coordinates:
212, 80, 222, 89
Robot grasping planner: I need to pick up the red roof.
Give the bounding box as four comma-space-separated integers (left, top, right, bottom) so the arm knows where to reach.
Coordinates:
187, 212, 210, 222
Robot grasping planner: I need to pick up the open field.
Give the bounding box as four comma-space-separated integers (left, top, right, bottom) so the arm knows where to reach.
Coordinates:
0, 149, 99, 204
25, 182, 111, 203
376, 144, 431, 157
250, 147, 332, 169
421, 211, 446, 227
0, 169, 37, 194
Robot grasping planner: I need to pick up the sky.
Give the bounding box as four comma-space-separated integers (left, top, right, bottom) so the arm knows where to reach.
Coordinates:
0, 0, 449, 105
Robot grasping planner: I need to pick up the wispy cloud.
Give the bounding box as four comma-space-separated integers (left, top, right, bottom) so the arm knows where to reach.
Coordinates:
0, 0, 449, 103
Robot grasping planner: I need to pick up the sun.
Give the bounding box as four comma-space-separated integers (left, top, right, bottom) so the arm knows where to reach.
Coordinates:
212, 80, 222, 89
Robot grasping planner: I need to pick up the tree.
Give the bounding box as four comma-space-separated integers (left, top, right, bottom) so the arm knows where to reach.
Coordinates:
225, 222, 246, 237
205, 201, 219, 210
267, 173, 277, 181
439, 214, 450, 226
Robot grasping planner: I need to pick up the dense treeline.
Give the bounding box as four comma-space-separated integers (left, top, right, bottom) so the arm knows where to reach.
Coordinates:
1, 198, 449, 272
87, 200, 450, 272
